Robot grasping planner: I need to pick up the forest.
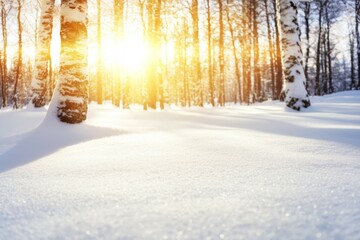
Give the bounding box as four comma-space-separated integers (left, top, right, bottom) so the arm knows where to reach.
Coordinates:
1, 1, 360, 239
0, 0, 358, 119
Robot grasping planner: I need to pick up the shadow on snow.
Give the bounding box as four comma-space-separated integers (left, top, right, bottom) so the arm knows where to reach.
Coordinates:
0, 118, 123, 173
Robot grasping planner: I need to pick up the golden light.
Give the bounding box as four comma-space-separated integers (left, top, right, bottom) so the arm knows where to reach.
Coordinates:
101, 34, 147, 75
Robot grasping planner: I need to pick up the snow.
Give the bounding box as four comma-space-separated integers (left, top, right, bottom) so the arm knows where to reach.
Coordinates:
61, 0, 87, 23
1, 91, 360, 240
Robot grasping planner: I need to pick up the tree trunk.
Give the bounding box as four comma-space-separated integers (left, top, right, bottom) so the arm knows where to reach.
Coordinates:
138, 0, 147, 109
350, 31, 356, 89
356, 0, 360, 89
277, 0, 311, 111
252, 0, 261, 101
191, 0, 202, 107
241, 0, 250, 104
225, 0, 241, 104
265, 0, 275, 100
206, 0, 214, 106
13, 0, 22, 109
55, 0, 88, 123
31, 0, 55, 107
154, 0, 163, 109
1, 0, 8, 108
325, 3, 333, 93
97, 0, 102, 104
146, 0, 159, 109
218, 0, 225, 106
273, 0, 283, 99
304, 2, 310, 92
315, 2, 323, 96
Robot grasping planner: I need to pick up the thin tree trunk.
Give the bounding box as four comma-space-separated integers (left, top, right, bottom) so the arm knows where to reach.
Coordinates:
146, 0, 157, 109
1, 0, 8, 107
13, 0, 22, 109
206, 0, 214, 107
138, 0, 147, 109
315, 2, 323, 96
322, 30, 328, 94
154, 0, 163, 109
252, 0, 261, 101
31, 0, 55, 107
350, 31, 356, 89
218, 0, 225, 106
325, 3, 333, 93
356, 0, 360, 89
191, 0, 202, 107
241, 0, 250, 104
225, 0, 241, 104
273, 0, 283, 99
265, 0, 275, 99
97, 0, 102, 104
277, 0, 311, 110
304, 2, 311, 92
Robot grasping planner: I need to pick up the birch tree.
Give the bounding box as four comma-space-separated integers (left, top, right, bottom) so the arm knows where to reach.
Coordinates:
277, 0, 311, 110
31, 0, 55, 107
54, 0, 88, 123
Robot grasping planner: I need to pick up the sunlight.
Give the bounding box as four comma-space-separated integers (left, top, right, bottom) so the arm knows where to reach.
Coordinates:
102, 34, 146, 74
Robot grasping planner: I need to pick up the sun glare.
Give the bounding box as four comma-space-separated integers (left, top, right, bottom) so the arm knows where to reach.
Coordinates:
101, 34, 147, 74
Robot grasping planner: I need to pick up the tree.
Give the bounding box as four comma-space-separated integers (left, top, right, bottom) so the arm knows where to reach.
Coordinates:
350, 29, 356, 89
0, 0, 8, 108
314, 1, 323, 96
113, 0, 125, 107
13, 0, 22, 109
241, 0, 251, 104
277, 0, 311, 110
273, 0, 283, 99
303, 1, 311, 92
218, 0, 225, 106
54, 0, 88, 123
225, 0, 241, 104
356, 0, 360, 89
31, 0, 55, 108
191, 0, 202, 106
145, 0, 162, 110
96, 0, 102, 104
205, 0, 214, 106
264, 0, 276, 99
252, 0, 261, 101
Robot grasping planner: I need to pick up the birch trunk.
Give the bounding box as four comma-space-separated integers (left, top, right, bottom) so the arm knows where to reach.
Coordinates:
277, 0, 310, 111
55, 0, 88, 123
31, 0, 55, 107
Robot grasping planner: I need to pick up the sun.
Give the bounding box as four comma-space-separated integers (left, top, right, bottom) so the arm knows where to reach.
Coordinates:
101, 34, 147, 74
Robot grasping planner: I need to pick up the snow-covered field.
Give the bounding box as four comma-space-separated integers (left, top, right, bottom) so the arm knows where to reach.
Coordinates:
1, 91, 360, 240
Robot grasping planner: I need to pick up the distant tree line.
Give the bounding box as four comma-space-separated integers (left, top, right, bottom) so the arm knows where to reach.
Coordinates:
0, 0, 359, 113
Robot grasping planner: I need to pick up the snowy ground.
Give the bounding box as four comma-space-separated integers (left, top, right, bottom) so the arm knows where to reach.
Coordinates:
1, 91, 360, 240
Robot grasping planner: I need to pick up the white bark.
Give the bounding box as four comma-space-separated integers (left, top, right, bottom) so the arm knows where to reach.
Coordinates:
51, 0, 88, 123
31, 0, 55, 107
277, 0, 311, 110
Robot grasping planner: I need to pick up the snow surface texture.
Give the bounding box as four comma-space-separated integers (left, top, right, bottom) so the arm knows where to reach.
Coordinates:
1, 91, 360, 240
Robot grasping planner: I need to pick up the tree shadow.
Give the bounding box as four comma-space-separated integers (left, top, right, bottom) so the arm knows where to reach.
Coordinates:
172, 107, 360, 149
0, 119, 124, 173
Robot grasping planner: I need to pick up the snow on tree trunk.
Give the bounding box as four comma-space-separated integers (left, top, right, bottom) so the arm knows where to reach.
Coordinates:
55, 0, 88, 123
277, 0, 311, 111
31, 0, 55, 108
